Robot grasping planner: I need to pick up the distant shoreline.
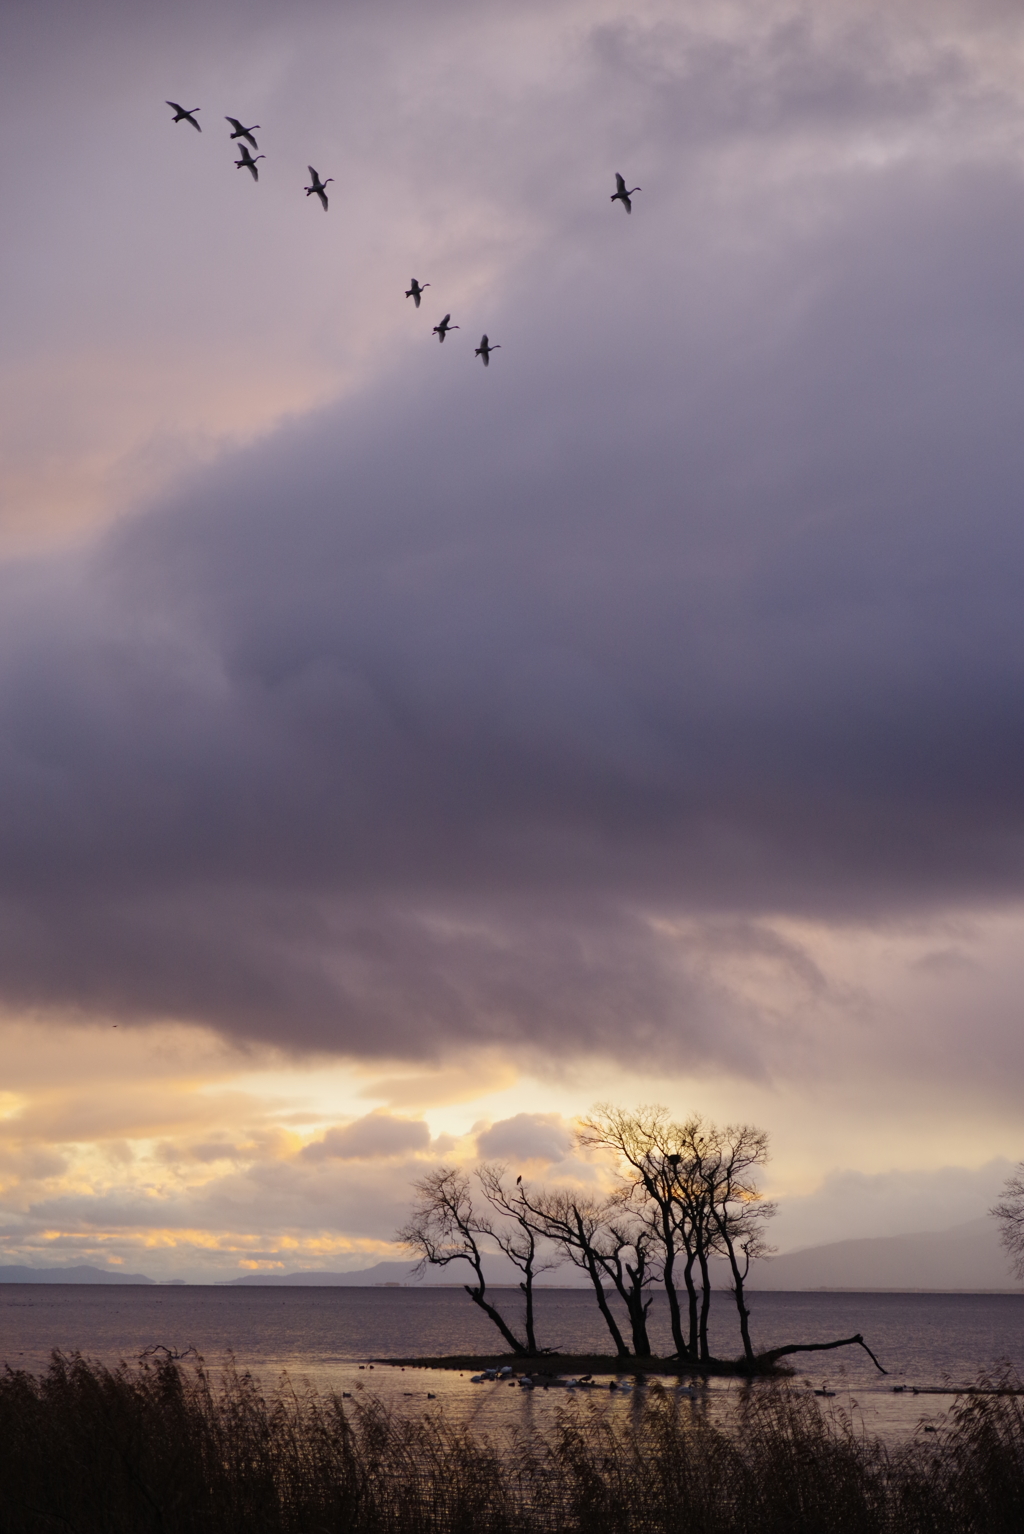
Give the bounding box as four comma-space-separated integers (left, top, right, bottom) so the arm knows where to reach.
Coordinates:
1, 1278, 1022, 1293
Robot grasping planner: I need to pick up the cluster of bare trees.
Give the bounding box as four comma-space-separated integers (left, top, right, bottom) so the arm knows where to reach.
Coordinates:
398, 1105, 776, 1367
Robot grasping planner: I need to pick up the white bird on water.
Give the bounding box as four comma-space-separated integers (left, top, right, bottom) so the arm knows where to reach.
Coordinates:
305, 167, 333, 210
235, 145, 265, 182
611, 172, 641, 213
166, 102, 201, 131
226, 117, 260, 150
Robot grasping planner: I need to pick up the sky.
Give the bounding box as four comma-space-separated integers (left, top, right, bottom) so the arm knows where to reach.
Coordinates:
1, 0, 1024, 1281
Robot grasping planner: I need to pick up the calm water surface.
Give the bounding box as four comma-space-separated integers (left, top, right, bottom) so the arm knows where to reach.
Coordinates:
2, 1286, 1021, 1441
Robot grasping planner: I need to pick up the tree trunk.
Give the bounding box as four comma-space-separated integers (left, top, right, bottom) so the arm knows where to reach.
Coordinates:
464, 1286, 529, 1355
720, 1238, 754, 1365
584, 1257, 630, 1356
697, 1250, 712, 1363
681, 1250, 699, 1358
626, 1296, 651, 1356
662, 1244, 690, 1360
520, 1255, 538, 1354
623, 1261, 652, 1357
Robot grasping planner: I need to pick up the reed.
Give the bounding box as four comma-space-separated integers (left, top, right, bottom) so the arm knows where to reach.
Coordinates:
1, 1351, 1022, 1533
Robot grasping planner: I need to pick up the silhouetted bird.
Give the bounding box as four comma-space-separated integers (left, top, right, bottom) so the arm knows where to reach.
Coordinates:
475, 334, 500, 366
166, 101, 201, 131
226, 117, 260, 150
235, 145, 265, 181
516, 1175, 522, 1186
305, 167, 333, 210
433, 314, 458, 342
406, 278, 429, 307
611, 172, 641, 213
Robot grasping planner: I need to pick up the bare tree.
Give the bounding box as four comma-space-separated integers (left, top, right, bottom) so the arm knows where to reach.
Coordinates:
600, 1196, 659, 1357
515, 1183, 656, 1356
515, 1186, 631, 1355
578, 1104, 696, 1360
397, 1167, 528, 1354
992, 1166, 1024, 1280
476, 1164, 559, 1354
698, 1123, 776, 1366
578, 1107, 777, 1366
669, 1125, 719, 1362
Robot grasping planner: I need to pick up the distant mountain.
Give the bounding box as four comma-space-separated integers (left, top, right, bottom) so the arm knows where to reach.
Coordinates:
224, 1219, 1017, 1292
747, 1216, 1016, 1291
224, 1261, 417, 1286
0, 1264, 155, 1285
222, 1256, 583, 1286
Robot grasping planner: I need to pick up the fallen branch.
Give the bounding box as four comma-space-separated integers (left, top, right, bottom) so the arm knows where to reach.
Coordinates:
756, 1333, 887, 1374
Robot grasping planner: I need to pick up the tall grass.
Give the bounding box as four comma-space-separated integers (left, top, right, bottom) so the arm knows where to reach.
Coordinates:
1, 1351, 1023, 1533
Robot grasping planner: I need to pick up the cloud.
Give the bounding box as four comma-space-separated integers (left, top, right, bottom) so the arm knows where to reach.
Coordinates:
0, 0, 1023, 1093
302, 1113, 431, 1161
772, 1160, 1016, 1251
475, 1113, 575, 1165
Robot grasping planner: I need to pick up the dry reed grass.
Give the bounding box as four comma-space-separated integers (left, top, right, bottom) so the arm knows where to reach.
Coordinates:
0, 1351, 1022, 1533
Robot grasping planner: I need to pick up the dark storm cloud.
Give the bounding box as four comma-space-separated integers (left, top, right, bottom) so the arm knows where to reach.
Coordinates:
2, 0, 1024, 1066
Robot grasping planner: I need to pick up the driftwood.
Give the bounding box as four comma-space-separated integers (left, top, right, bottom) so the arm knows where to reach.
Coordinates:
756, 1333, 887, 1374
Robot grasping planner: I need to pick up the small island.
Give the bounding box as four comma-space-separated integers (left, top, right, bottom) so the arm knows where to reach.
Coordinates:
398, 1105, 888, 1378
379, 1336, 885, 1379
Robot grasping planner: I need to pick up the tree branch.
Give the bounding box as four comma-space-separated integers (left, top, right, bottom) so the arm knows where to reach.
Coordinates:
757, 1333, 887, 1374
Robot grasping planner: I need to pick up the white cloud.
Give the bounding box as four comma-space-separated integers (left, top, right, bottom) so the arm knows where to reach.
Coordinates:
302, 1112, 431, 1161
476, 1112, 575, 1165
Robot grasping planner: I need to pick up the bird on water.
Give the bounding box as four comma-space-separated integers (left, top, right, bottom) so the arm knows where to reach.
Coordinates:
305, 167, 333, 210
235, 145, 265, 181
226, 117, 260, 150
475, 334, 500, 366
166, 102, 201, 131
406, 279, 430, 307
433, 314, 459, 342
611, 172, 641, 213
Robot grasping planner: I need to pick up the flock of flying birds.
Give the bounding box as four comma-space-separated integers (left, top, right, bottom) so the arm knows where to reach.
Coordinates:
166, 100, 641, 368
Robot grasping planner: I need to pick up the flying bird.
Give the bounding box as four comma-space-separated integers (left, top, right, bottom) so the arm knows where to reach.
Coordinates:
475, 334, 500, 366
406, 278, 429, 307
611, 172, 641, 213
226, 117, 260, 150
433, 314, 458, 342
235, 145, 265, 182
305, 167, 333, 210
166, 101, 201, 131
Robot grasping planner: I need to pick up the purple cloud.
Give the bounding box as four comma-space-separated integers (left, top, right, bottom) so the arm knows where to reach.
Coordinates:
0, 0, 1022, 1082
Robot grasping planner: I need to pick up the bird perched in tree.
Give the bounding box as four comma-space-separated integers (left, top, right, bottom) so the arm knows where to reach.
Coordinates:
166, 101, 201, 131
305, 167, 333, 210
406, 279, 429, 307
433, 314, 458, 342
235, 145, 265, 181
226, 117, 260, 150
516, 1175, 522, 1186
611, 172, 641, 213
475, 334, 500, 366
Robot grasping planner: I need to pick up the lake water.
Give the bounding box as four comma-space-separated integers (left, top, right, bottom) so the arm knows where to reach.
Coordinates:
2, 1285, 1022, 1441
